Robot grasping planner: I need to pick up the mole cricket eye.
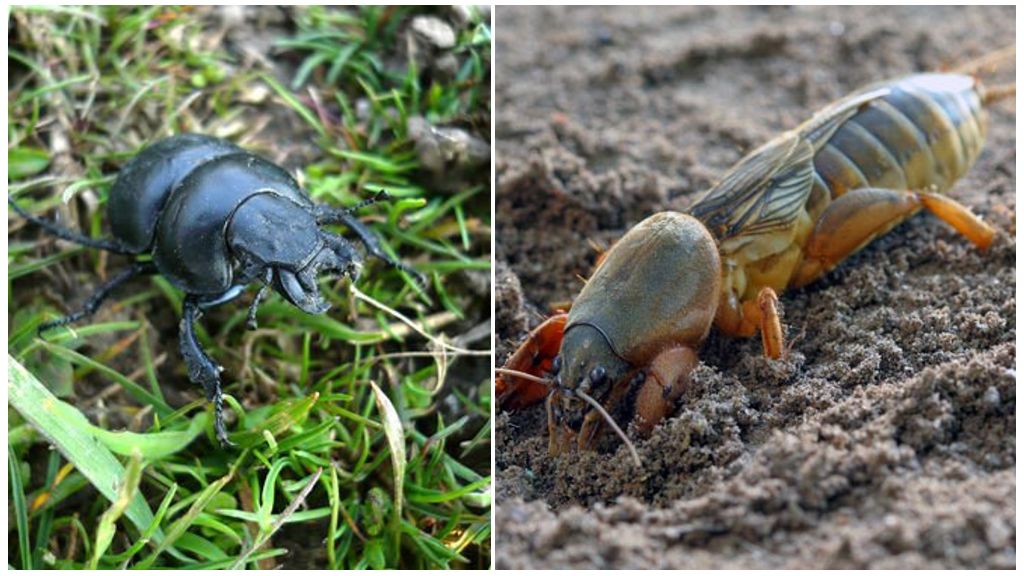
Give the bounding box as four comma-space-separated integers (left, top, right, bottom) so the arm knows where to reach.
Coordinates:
589, 366, 607, 386
551, 356, 562, 375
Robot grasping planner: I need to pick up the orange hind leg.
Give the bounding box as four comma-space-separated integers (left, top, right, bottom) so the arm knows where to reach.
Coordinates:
714, 187, 994, 359
792, 187, 995, 289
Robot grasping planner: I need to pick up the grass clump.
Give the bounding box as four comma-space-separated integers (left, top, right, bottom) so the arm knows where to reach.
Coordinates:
8, 6, 491, 569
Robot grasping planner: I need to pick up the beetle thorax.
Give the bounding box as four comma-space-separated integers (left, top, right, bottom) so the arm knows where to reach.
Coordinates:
226, 193, 361, 315
227, 193, 321, 270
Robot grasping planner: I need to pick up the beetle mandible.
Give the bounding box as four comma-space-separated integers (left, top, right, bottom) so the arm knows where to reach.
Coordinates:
498, 63, 1014, 466
10, 133, 422, 446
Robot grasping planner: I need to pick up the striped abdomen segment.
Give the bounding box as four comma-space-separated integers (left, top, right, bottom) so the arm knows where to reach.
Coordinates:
812, 74, 988, 200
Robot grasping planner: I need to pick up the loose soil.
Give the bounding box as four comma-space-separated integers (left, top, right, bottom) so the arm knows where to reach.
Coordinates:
494, 6, 1015, 569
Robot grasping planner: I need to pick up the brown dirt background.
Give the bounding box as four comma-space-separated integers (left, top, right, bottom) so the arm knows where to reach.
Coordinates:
494, 6, 1015, 569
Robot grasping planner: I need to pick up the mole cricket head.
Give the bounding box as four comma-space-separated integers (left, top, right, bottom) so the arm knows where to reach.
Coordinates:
554, 322, 633, 432
227, 193, 363, 315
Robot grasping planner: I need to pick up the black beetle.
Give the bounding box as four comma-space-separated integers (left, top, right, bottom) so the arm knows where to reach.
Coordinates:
9, 133, 422, 446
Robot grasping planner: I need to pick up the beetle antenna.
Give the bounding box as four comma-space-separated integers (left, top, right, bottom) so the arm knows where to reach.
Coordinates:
575, 389, 642, 468
345, 189, 393, 214
8, 196, 134, 254
495, 367, 553, 385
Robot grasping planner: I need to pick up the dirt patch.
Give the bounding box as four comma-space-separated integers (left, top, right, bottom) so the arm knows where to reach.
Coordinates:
495, 5, 1015, 569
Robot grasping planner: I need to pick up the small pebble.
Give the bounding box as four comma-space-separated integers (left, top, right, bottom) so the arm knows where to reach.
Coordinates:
982, 386, 1000, 410
411, 15, 456, 50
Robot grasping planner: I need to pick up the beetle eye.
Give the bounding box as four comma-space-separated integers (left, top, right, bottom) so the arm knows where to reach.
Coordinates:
589, 366, 607, 385
550, 356, 562, 376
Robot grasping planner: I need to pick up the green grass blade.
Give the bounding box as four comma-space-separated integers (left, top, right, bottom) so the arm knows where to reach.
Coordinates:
134, 471, 233, 569
90, 451, 144, 569
406, 476, 491, 504
228, 392, 320, 448
88, 413, 207, 460
31, 450, 62, 567
106, 483, 178, 565
230, 468, 323, 569
8, 356, 161, 543
9, 146, 50, 179
9, 445, 32, 569
261, 73, 326, 138
370, 381, 406, 557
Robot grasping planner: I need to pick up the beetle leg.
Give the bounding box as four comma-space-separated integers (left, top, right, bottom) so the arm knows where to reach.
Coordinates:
792, 187, 995, 288
634, 346, 699, 434
497, 313, 567, 410
315, 202, 424, 285
8, 195, 136, 254
246, 269, 273, 330
346, 214, 424, 285
181, 297, 234, 447
38, 261, 157, 334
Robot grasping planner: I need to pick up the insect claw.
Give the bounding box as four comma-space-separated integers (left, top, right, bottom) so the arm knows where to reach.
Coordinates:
576, 389, 642, 468
208, 384, 235, 448
400, 264, 429, 289
214, 414, 235, 448
215, 424, 235, 448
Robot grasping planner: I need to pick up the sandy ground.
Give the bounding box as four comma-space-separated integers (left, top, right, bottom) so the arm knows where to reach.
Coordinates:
494, 6, 1015, 569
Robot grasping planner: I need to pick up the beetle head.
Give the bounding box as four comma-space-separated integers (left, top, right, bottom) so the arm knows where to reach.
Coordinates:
228, 193, 362, 315
554, 323, 631, 432
273, 232, 363, 314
